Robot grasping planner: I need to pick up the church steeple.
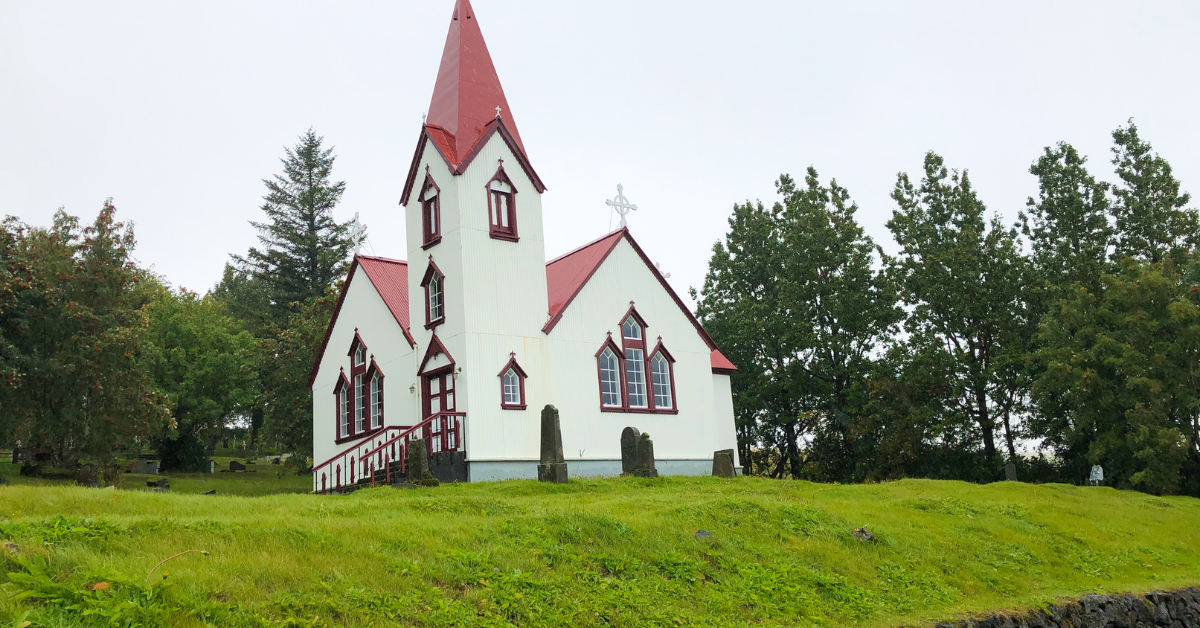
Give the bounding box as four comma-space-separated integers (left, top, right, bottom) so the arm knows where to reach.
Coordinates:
401, 0, 544, 207
426, 0, 526, 164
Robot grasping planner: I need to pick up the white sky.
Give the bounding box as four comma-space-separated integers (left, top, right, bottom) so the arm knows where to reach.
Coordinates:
2, 1, 1197, 304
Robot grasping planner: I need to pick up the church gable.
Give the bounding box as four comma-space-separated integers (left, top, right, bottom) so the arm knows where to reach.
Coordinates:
542, 229, 734, 373
308, 256, 415, 387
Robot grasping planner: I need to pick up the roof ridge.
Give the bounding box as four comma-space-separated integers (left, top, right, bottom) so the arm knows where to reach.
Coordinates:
546, 228, 627, 266
357, 254, 407, 265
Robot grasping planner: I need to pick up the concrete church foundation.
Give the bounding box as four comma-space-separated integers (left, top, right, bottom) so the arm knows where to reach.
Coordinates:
467, 459, 735, 482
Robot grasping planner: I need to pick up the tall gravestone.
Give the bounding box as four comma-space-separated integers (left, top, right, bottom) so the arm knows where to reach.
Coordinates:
537, 405, 568, 483
620, 427, 641, 475
407, 438, 432, 482
712, 449, 736, 478
1004, 460, 1018, 482
634, 432, 659, 478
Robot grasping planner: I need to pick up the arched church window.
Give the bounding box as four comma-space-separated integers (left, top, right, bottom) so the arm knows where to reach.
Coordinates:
497, 353, 527, 410
487, 165, 518, 241
650, 349, 675, 410
421, 173, 441, 249
619, 310, 648, 409
598, 345, 622, 408
421, 259, 445, 328
369, 370, 383, 429
338, 385, 349, 438
354, 373, 365, 433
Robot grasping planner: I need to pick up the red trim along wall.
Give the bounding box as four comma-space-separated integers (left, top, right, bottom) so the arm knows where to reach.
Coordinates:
497, 354, 528, 410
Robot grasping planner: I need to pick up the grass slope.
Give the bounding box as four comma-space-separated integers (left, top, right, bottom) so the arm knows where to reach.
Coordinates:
1, 477, 1198, 627
0, 460, 313, 496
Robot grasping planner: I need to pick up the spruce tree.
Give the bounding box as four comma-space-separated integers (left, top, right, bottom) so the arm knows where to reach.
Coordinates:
235, 128, 358, 321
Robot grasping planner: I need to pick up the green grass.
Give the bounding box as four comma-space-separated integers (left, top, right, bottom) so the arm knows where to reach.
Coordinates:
0, 477, 1198, 627
0, 459, 312, 496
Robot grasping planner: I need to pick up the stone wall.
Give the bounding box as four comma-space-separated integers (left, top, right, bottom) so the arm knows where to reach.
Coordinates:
926, 588, 1200, 628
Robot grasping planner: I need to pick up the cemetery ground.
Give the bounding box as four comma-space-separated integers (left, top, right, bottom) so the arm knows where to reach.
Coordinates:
0, 477, 1198, 627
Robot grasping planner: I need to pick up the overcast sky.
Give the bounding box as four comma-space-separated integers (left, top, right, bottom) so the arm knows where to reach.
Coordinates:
2, 1, 1197, 304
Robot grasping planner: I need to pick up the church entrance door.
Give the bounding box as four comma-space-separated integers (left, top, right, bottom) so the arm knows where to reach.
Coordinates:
423, 370, 457, 453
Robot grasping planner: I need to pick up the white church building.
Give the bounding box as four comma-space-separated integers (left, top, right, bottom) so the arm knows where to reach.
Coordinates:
309, 0, 739, 490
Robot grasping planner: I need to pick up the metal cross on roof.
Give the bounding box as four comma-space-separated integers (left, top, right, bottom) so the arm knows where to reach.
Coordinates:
495, 105, 502, 118
606, 184, 638, 228
349, 212, 367, 256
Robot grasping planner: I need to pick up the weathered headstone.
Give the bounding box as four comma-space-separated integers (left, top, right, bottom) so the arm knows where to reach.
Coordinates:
620, 427, 641, 475
407, 438, 432, 482
208, 459, 216, 474
1004, 460, 1018, 482
537, 405, 568, 483
1089, 464, 1104, 486
228, 460, 246, 472
634, 432, 659, 478
712, 449, 736, 478
132, 459, 160, 475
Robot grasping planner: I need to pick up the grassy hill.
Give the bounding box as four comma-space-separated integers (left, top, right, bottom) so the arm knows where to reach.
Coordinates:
1, 477, 1198, 627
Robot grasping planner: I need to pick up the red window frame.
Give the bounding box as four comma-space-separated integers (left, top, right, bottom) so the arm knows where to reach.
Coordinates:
596, 305, 678, 414
348, 332, 368, 435
648, 339, 679, 414
421, 257, 446, 329
333, 370, 352, 442
486, 164, 518, 242
366, 360, 385, 430
497, 353, 528, 410
420, 170, 441, 249
596, 333, 627, 412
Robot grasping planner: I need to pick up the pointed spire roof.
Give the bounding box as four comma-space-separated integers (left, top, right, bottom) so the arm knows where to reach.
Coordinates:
426, 0, 525, 163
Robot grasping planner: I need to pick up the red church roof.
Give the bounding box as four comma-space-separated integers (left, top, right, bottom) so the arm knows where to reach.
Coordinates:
400, 0, 544, 206
356, 255, 412, 337
427, 0, 525, 164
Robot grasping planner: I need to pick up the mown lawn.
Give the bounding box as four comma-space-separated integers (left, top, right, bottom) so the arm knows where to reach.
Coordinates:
0, 477, 1198, 627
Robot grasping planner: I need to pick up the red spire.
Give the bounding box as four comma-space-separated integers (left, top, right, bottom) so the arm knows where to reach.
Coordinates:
426, 0, 526, 165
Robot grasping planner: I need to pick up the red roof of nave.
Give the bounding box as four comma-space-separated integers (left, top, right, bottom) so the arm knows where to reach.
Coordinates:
426, 0, 526, 166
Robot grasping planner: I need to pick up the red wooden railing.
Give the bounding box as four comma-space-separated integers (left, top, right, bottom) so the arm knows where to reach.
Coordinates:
311, 411, 465, 493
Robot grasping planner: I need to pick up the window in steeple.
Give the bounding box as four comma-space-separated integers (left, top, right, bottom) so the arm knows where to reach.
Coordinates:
421, 173, 441, 249
487, 164, 518, 242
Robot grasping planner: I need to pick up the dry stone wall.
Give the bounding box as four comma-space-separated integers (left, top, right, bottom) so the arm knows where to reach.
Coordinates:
927, 588, 1200, 628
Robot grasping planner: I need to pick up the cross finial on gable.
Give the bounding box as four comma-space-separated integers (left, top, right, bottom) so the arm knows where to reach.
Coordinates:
606, 184, 638, 228
349, 213, 367, 256
510, 351, 516, 359
422, 112, 427, 123
495, 105, 502, 118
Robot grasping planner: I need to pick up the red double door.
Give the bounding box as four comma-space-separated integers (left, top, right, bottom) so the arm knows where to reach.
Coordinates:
423, 371, 457, 452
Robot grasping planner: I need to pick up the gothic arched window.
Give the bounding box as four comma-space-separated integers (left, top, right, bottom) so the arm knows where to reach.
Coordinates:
487, 165, 518, 241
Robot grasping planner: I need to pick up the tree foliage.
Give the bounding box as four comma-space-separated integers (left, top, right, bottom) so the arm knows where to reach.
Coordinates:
142, 284, 257, 471
0, 203, 169, 472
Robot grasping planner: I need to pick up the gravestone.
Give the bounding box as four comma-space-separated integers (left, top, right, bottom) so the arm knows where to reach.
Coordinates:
712, 449, 736, 478
1089, 464, 1104, 486
208, 460, 216, 474
620, 427, 642, 475
1004, 460, 1018, 482
132, 459, 160, 475
537, 405, 568, 483
634, 433, 659, 478
228, 460, 246, 472
407, 438, 432, 482
146, 478, 170, 491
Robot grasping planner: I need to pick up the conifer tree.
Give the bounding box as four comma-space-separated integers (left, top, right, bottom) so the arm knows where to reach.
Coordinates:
235, 128, 358, 321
